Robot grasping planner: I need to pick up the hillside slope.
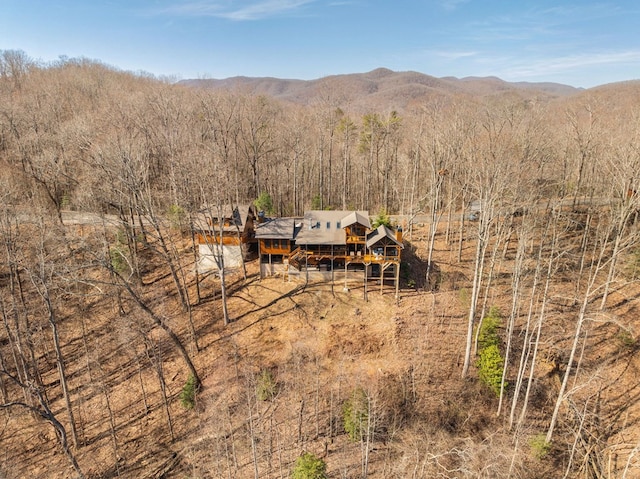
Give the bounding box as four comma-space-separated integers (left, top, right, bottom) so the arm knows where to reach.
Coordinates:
178, 67, 582, 112
3, 219, 639, 478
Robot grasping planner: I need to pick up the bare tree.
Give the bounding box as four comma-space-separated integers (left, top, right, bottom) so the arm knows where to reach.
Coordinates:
0, 369, 85, 478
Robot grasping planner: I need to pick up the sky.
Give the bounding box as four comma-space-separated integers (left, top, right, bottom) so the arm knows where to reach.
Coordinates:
1, 1, 639, 88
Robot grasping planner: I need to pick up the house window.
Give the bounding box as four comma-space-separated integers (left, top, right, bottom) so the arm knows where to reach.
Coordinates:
326, 221, 331, 229
264, 239, 271, 248
337, 221, 341, 229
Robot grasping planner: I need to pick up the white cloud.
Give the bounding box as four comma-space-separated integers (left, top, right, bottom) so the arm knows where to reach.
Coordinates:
434, 50, 477, 60
438, 0, 470, 12
501, 50, 640, 79
160, 0, 317, 20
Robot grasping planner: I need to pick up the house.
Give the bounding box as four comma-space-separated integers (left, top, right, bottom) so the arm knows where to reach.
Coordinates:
194, 204, 257, 272
254, 216, 301, 276
365, 224, 404, 285
292, 210, 371, 268
255, 210, 404, 295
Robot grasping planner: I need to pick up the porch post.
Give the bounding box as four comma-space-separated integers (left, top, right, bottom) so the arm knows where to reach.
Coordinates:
331, 244, 334, 293
344, 261, 348, 291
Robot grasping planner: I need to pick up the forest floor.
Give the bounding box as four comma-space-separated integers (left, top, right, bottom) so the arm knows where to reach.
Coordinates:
2, 221, 640, 478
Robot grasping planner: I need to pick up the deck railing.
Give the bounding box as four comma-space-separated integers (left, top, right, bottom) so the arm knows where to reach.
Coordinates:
287, 246, 400, 270
346, 235, 366, 243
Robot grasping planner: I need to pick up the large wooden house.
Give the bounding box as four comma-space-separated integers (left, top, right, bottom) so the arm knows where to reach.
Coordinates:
253, 216, 301, 276
194, 204, 257, 272
255, 210, 403, 294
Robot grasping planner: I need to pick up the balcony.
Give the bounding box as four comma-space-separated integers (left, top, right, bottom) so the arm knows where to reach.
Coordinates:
346, 235, 366, 243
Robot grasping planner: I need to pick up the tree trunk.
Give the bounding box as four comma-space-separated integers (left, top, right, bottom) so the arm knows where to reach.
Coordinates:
48, 303, 79, 448
146, 338, 174, 441
0, 371, 86, 478
462, 228, 486, 377
116, 272, 201, 388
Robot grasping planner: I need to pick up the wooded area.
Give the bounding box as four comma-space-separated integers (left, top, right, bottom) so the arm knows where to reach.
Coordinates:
1, 50, 640, 478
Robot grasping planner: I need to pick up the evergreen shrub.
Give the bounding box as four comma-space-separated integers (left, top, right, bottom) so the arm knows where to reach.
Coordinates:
291, 452, 327, 479
343, 387, 369, 442
180, 374, 196, 409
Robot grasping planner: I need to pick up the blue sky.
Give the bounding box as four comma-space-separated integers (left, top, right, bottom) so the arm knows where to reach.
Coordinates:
1, 1, 639, 88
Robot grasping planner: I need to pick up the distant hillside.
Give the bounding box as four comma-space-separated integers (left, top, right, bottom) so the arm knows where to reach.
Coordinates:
179, 67, 583, 112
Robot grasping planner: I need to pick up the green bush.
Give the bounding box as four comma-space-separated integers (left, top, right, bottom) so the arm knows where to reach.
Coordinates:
61, 192, 71, 209
476, 344, 506, 396
109, 247, 129, 275
291, 452, 327, 479
115, 228, 128, 246
167, 203, 186, 230
617, 329, 637, 351
254, 191, 275, 215
311, 194, 322, 210
477, 306, 501, 350
256, 369, 277, 401
529, 433, 551, 459
343, 387, 369, 442
180, 374, 196, 409
372, 209, 391, 228
475, 307, 506, 396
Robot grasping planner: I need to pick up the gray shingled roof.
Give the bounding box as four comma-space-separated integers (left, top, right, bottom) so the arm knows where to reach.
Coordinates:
341, 211, 371, 229
255, 217, 301, 240
193, 204, 255, 233
366, 225, 404, 248
294, 210, 370, 245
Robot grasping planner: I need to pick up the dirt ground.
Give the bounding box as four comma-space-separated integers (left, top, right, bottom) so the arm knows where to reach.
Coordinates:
2, 221, 640, 478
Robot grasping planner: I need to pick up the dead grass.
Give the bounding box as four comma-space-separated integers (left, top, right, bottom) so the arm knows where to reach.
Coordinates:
2, 222, 640, 478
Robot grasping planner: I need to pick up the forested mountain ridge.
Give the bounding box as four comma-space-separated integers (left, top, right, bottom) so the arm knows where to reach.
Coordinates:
1, 50, 640, 478
179, 67, 582, 113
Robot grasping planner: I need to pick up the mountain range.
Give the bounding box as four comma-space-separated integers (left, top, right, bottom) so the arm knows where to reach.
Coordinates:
179, 67, 586, 112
